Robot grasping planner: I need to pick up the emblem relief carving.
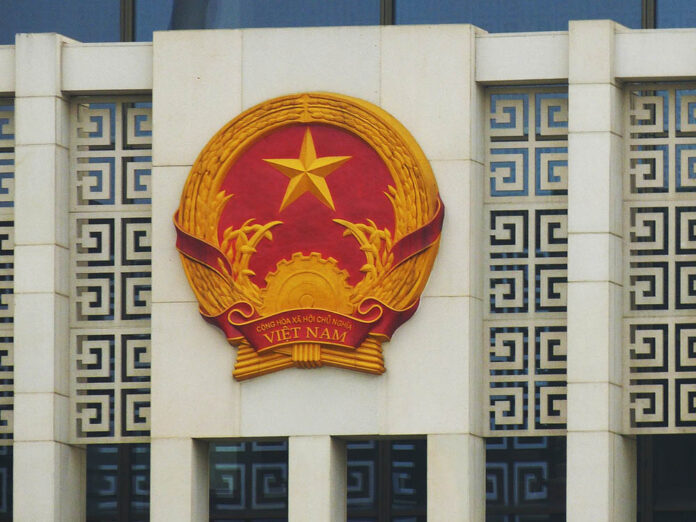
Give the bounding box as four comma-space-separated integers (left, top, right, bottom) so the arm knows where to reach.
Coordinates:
175, 93, 443, 380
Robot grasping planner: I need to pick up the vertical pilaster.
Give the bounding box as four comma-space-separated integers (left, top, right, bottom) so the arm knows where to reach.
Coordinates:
421, 24, 486, 521
150, 438, 209, 522
288, 436, 346, 522
566, 20, 635, 522
381, 23, 488, 519
13, 33, 85, 521
428, 433, 484, 521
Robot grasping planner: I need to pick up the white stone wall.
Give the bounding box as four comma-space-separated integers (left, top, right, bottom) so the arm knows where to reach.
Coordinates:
0, 21, 695, 522
150, 26, 484, 521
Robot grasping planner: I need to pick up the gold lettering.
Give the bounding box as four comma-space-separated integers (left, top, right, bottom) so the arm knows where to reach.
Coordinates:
306, 326, 318, 338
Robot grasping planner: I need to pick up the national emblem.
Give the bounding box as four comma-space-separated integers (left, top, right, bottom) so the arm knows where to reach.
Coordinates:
174, 93, 444, 380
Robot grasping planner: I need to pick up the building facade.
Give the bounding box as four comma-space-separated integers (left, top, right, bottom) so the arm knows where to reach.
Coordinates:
0, 16, 696, 522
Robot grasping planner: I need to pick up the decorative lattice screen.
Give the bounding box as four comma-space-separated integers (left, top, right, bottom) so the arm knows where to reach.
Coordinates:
0, 100, 13, 444
624, 85, 696, 433
484, 87, 568, 435
69, 98, 152, 443
210, 441, 289, 515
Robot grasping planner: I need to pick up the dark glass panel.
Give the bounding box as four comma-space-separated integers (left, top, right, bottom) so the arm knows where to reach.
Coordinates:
0, 446, 11, 522
209, 440, 288, 521
347, 439, 426, 522
656, 0, 696, 28
86, 444, 150, 522
129, 444, 151, 521
0, 0, 119, 45
395, 0, 641, 32
390, 440, 427, 516
87, 445, 119, 520
486, 436, 566, 521
167, 0, 379, 31
135, 0, 175, 41
347, 440, 379, 517
639, 435, 696, 520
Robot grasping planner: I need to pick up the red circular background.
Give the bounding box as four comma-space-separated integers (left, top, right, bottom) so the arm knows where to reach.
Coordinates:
218, 123, 395, 287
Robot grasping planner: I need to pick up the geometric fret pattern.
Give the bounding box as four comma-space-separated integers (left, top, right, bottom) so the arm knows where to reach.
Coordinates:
485, 88, 568, 435
0, 100, 13, 445
346, 439, 427, 520
485, 436, 566, 520
70, 98, 151, 443
624, 85, 696, 432
210, 441, 289, 517
209, 439, 427, 520
86, 444, 150, 521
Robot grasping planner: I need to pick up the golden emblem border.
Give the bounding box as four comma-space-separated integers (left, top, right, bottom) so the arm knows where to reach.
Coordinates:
177, 92, 441, 379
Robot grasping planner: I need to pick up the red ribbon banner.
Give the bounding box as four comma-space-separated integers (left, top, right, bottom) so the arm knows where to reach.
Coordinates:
174, 197, 444, 351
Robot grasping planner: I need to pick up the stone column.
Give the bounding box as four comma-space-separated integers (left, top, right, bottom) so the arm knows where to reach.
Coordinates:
380, 23, 487, 520
150, 438, 209, 521
13, 33, 86, 522
566, 20, 636, 522
428, 433, 484, 521
288, 436, 346, 522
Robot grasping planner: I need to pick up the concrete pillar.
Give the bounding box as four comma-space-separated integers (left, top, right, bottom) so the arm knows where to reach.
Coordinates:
412, 25, 487, 521
150, 438, 209, 522
12, 33, 85, 521
380, 24, 487, 520
428, 433, 484, 521
566, 20, 636, 522
288, 435, 346, 522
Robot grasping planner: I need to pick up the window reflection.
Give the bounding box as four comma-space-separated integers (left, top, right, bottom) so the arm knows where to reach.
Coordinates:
347, 439, 427, 522
134, 0, 380, 40
638, 435, 696, 521
656, 0, 696, 28
0, 0, 119, 45
486, 436, 566, 521
86, 444, 150, 522
395, 0, 641, 31
209, 440, 288, 521
0, 446, 11, 522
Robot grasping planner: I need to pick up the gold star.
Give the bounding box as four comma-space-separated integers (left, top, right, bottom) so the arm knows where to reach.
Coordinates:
264, 128, 351, 212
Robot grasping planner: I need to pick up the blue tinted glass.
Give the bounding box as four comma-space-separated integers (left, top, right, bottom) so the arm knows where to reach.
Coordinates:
87, 444, 150, 521
135, 0, 175, 41
486, 437, 566, 520
657, 0, 696, 28
0, 446, 11, 519
165, 0, 379, 31
210, 441, 288, 517
395, 0, 641, 32
346, 439, 426, 521
0, 0, 119, 45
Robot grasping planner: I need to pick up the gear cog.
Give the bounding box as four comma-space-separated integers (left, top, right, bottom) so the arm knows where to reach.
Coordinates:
260, 252, 354, 316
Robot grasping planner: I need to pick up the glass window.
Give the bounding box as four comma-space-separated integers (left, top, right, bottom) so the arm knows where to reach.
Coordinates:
210, 440, 288, 521
0, 0, 120, 45
656, 0, 696, 28
135, 0, 380, 38
638, 435, 696, 521
86, 444, 150, 522
208, 438, 426, 522
486, 436, 566, 521
135, 0, 175, 42
347, 439, 427, 522
0, 446, 11, 522
394, 0, 641, 32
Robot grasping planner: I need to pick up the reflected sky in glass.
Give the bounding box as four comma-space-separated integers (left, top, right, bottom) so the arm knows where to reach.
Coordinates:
395, 0, 641, 32
0, 0, 119, 45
